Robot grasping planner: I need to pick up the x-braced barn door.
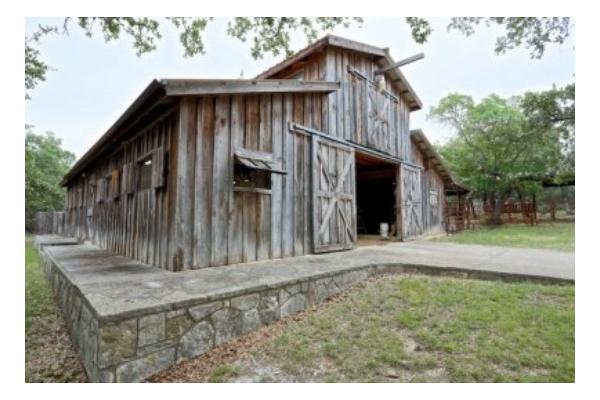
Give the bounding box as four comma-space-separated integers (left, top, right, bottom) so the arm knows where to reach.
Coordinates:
400, 164, 423, 239
367, 85, 393, 153
312, 136, 357, 253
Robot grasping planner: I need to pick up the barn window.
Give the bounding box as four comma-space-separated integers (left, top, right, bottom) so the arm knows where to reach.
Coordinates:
233, 164, 271, 190
138, 159, 153, 190
232, 150, 286, 191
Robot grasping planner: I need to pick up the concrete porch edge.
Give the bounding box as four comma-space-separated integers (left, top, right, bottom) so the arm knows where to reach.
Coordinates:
35, 235, 574, 382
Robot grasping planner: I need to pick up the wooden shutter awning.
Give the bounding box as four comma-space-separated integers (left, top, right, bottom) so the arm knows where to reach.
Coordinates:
234, 150, 286, 175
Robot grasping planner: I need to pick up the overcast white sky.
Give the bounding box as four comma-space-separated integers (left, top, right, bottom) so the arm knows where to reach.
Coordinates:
25, 17, 575, 158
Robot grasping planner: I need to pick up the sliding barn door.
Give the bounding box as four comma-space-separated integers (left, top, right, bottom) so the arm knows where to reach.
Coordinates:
312, 136, 357, 253
400, 164, 423, 239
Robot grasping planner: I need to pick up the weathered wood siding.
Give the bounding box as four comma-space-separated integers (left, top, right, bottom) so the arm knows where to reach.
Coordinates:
411, 139, 445, 235
60, 45, 429, 270
172, 93, 324, 270
64, 111, 177, 269
271, 47, 412, 160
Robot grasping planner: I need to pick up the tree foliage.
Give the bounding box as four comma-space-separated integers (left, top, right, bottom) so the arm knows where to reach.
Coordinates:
407, 17, 572, 58
521, 83, 575, 181
25, 17, 572, 99
24, 17, 362, 98
430, 88, 573, 224
25, 126, 76, 232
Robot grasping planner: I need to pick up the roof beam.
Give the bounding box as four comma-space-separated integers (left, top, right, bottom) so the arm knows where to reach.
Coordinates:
327, 35, 387, 57
162, 79, 340, 96
375, 53, 424, 75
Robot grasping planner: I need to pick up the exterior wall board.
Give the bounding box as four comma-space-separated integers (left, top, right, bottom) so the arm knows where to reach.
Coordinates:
58, 43, 451, 270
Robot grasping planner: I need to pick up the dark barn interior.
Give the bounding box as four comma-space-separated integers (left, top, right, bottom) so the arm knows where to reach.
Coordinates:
355, 152, 398, 236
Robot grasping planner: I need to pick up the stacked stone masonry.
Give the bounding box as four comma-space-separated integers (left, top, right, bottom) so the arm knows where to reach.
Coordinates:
39, 243, 371, 382
36, 236, 572, 383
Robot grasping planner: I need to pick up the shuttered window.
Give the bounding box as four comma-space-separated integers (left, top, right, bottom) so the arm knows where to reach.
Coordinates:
96, 178, 105, 203
233, 151, 285, 175
233, 150, 285, 190
233, 164, 271, 190
138, 159, 153, 190
121, 163, 135, 195
111, 169, 120, 199
151, 146, 166, 188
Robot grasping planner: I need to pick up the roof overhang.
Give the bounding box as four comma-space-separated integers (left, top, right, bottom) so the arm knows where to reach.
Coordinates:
162, 79, 340, 96
60, 78, 340, 187
255, 34, 422, 111
410, 129, 470, 194
60, 79, 167, 186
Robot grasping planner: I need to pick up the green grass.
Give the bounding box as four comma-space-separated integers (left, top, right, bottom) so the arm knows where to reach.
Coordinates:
208, 365, 241, 383
434, 223, 574, 251
229, 275, 574, 382
25, 235, 55, 330
25, 235, 87, 382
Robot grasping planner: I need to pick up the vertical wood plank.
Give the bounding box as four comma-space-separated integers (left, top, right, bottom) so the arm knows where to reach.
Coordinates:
293, 94, 304, 256
270, 94, 283, 259
174, 97, 197, 270
194, 98, 215, 268
258, 95, 272, 152
242, 192, 257, 263
281, 94, 294, 257
257, 193, 271, 260
326, 48, 337, 137
210, 95, 231, 267
228, 96, 244, 264
319, 54, 328, 133
336, 48, 344, 139
245, 95, 259, 151
303, 133, 311, 253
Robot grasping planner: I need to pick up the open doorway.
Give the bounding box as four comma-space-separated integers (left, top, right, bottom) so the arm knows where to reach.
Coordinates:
355, 151, 398, 246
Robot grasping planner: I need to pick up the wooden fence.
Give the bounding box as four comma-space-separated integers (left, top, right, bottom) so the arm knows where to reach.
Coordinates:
483, 201, 537, 225
35, 211, 66, 235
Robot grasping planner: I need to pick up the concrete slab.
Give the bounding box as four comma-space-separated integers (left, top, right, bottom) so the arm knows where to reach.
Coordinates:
33, 234, 79, 249
38, 236, 574, 382
44, 240, 574, 323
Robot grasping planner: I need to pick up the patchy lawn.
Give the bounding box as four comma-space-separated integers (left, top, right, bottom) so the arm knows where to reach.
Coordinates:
25, 235, 87, 383
435, 223, 574, 251
150, 275, 574, 383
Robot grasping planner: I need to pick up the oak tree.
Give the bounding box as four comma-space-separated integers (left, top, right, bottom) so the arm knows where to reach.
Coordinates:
430, 88, 572, 225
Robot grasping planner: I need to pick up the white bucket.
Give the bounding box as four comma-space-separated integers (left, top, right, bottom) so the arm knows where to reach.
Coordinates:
379, 223, 389, 239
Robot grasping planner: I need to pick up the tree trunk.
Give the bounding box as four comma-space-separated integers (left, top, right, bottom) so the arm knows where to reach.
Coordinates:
532, 193, 537, 225
470, 199, 477, 219
489, 193, 507, 225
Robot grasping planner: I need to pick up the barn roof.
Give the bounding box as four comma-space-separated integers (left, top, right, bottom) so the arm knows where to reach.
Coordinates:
255, 34, 423, 111
410, 129, 470, 194
60, 78, 340, 186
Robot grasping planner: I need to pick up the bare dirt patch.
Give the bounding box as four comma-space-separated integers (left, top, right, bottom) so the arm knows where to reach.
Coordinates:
25, 312, 87, 383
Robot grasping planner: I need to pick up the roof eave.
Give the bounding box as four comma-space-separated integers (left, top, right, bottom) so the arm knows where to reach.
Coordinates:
60, 79, 166, 186
380, 51, 423, 111
255, 34, 422, 111
161, 79, 340, 96
60, 78, 340, 187
410, 129, 469, 193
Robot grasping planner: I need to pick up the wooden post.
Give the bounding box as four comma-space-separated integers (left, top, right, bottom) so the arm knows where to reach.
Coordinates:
532, 193, 537, 225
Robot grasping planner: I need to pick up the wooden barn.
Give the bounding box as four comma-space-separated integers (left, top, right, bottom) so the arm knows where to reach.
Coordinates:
58, 35, 467, 271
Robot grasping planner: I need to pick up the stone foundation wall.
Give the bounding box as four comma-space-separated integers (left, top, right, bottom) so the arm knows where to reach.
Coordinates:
40, 246, 375, 382
40, 243, 567, 383
40, 251, 105, 381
